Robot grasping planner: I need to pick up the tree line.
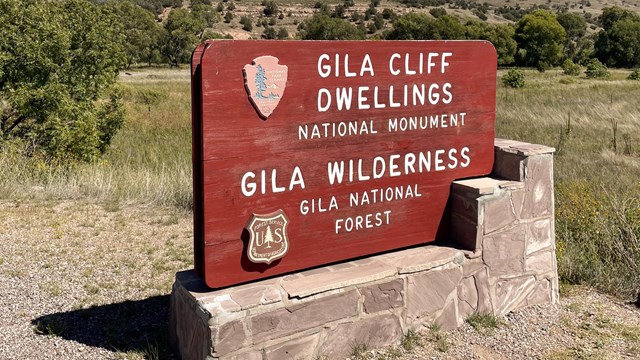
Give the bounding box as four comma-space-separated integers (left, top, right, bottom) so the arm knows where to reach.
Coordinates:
299, 4, 640, 71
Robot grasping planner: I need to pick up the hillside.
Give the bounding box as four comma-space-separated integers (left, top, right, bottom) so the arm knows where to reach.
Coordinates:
185, 0, 640, 39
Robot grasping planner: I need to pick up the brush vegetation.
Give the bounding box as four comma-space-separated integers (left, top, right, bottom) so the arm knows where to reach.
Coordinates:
497, 68, 640, 298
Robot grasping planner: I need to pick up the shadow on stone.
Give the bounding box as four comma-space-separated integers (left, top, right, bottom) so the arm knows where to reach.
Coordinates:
31, 295, 173, 357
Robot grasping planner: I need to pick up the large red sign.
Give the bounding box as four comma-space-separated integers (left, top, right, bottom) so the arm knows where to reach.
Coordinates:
191, 41, 497, 288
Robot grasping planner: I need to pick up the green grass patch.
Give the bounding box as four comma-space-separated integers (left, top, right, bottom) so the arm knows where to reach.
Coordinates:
400, 329, 421, 351
466, 313, 501, 333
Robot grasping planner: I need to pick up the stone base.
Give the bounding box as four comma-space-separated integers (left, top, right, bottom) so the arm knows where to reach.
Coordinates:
169, 139, 558, 360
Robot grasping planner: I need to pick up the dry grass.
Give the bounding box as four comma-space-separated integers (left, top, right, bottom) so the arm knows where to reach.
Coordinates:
496, 68, 640, 298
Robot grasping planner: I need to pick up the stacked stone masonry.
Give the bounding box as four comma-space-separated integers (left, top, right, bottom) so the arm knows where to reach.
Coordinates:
170, 139, 559, 360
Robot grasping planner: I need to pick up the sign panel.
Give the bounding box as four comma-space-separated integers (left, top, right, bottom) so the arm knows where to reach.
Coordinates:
192, 40, 497, 288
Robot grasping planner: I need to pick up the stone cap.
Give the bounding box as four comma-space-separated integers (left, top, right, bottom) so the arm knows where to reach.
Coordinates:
452, 177, 523, 196
495, 138, 555, 156
175, 245, 465, 304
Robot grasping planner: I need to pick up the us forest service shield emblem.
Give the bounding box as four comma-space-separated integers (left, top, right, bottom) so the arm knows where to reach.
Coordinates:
243, 56, 288, 119
245, 209, 289, 264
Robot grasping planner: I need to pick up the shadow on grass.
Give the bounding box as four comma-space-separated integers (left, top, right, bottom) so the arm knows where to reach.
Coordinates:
32, 295, 173, 358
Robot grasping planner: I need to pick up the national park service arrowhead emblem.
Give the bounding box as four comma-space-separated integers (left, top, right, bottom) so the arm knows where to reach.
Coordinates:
243, 56, 288, 119
245, 209, 289, 264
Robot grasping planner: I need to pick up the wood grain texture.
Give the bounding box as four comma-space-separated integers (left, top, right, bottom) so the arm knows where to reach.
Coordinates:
192, 40, 497, 288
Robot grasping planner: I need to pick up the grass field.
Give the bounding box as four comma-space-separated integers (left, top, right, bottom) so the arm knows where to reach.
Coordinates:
496, 68, 640, 298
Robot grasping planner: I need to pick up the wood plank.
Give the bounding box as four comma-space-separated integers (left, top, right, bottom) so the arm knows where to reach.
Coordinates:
193, 40, 497, 288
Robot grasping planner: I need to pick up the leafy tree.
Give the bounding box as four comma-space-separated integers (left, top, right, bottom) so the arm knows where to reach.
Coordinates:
381, 8, 396, 21
262, 0, 278, 17
386, 13, 464, 40
202, 30, 233, 39
0, 0, 126, 161
130, 0, 183, 15
224, 10, 234, 23
486, 24, 517, 66
333, 4, 346, 18
106, 1, 166, 68
515, 10, 566, 70
297, 13, 366, 40
277, 27, 289, 39
557, 12, 587, 61
192, 3, 220, 27
429, 7, 446, 18
162, 8, 208, 66
465, 20, 517, 66
594, 7, 640, 67
240, 16, 253, 31
262, 26, 277, 39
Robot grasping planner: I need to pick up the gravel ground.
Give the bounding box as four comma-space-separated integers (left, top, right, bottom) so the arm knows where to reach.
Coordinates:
367, 289, 640, 360
1, 200, 639, 360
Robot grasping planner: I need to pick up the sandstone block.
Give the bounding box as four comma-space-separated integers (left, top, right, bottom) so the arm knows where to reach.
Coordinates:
462, 256, 484, 277
451, 213, 482, 251
250, 291, 359, 343
482, 192, 516, 234
362, 279, 404, 314
221, 350, 263, 360
170, 288, 210, 360
378, 246, 463, 274
281, 260, 396, 298
318, 315, 402, 359
526, 250, 555, 273
510, 189, 525, 220
457, 276, 478, 319
265, 333, 320, 360
483, 226, 526, 276
406, 267, 463, 321
521, 154, 554, 219
229, 285, 282, 310
435, 296, 460, 330
494, 275, 536, 315
452, 177, 504, 196
474, 268, 493, 314
526, 219, 552, 255
450, 193, 479, 223
214, 320, 246, 356
493, 151, 524, 181
526, 279, 552, 306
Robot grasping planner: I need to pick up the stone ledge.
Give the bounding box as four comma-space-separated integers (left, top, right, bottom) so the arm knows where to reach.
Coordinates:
452, 177, 523, 197
281, 259, 397, 298
495, 138, 555, 156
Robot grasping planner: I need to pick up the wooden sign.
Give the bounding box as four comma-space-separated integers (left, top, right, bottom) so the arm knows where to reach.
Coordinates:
191, 40, 497, 289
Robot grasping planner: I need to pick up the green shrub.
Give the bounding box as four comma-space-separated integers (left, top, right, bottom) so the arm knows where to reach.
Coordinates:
556, 180, 640, 298
628, 68, 640, 80
502, 69, 525, 88
239, 15, 252, 31
562, 59, 581, 76
584, 59, 611, 79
